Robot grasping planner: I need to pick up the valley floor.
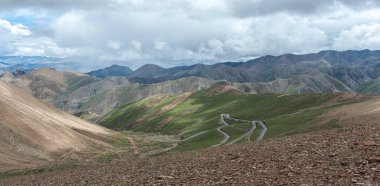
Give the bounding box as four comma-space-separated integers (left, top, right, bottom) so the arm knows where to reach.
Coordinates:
0, 122, 378, 185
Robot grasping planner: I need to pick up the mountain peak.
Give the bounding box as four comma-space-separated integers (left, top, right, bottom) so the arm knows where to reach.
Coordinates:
139, 64, 165, 70
109, 64, 127, 68
87, 65, 133, 78
129, 64, 165, 78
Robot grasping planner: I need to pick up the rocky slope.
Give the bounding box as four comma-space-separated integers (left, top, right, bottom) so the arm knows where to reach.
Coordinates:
55, 77, 217, 121
54, 76, 131, 114
233, 71, 353, 94
358, 77, 380, 94
1, 97, 379, 185
0, 81, 113, 172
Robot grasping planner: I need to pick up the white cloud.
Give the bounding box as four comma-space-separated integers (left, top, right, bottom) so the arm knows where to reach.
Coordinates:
188, 0, 226, 11
1, 1, 380, 68
119, 50, 142, 60
52, 11, 97, 47
0, 18, 31, 36
334, 24, 380, 50
130, 40, 142, 51
108, 40, 121, 50
154, 41, 167, 50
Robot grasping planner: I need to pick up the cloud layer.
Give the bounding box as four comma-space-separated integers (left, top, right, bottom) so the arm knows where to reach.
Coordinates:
1, 0, 380, 68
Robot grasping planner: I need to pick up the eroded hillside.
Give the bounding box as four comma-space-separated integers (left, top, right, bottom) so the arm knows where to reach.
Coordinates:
0, 80, 181, 173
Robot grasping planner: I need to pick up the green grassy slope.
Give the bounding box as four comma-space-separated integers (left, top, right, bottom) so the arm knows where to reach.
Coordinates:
99, 86, 368, 151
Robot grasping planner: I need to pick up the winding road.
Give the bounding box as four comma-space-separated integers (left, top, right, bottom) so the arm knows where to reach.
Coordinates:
172, 114, 267, 149
256, 121, 268, 141
213, 114, 267, 147
211, 114, 231, 147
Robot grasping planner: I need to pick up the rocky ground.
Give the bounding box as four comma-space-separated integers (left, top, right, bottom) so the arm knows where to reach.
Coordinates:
0, 122, 378, 185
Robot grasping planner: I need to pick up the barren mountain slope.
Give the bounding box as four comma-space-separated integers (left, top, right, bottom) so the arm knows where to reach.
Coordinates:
0, 81, 112, 172
1, 68, 96, 101
314, 95, 380, 127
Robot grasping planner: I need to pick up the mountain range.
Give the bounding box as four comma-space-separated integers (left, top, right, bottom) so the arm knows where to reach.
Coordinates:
2, 49, 380, 123
87, 49, 380, 94
0, 56, 135, 73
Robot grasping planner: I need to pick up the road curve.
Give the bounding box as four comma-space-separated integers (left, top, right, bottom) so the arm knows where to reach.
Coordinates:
212, 114, 231, 147
212, 114, 268, 147
256, 121, 268, 141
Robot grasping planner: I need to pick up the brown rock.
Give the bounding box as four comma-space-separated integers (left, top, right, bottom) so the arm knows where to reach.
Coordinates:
156, 175, 174, 180
363, 140, 376, 146
367, 157, 380, 163
223, 176, 232, 180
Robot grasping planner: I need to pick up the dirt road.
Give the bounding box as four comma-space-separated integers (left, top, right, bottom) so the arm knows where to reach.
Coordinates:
214, 114, 267, 147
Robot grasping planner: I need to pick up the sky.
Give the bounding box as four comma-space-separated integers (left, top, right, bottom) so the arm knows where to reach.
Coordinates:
1, 0, 380, 69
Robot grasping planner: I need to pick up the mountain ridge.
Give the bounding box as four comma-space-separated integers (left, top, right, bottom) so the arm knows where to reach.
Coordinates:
85, 50, 380, 91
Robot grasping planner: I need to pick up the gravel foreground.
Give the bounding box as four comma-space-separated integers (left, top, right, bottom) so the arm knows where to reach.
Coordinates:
1, 123, 379, 185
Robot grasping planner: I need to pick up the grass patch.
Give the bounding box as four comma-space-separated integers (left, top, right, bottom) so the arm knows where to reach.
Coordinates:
0, 164, 79, 180
232, 122, 252, 130
358, 78, 380, 94
264, 109, 326, 138
249, 127, 261, 142
223, 126, 248, 143
174, 130, 222, 151
95, 152, 120, 163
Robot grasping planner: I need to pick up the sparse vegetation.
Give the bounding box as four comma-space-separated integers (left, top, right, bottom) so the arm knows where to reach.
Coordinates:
0, 164, 79, 180
358, 78, 380, 94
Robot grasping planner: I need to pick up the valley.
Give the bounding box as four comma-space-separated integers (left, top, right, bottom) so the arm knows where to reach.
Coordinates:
0, 50, 379, 185
1, 102, 379, 185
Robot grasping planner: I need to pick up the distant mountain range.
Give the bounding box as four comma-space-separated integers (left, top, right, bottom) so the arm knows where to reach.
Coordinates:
87, 49, 379, 81
2, 49, 380, 122
0, 56, 59, 73
0, 56, 133, 73
87, 49, 380, 93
